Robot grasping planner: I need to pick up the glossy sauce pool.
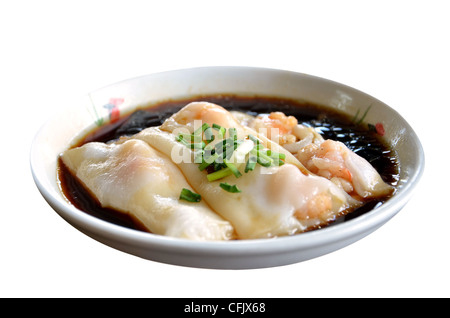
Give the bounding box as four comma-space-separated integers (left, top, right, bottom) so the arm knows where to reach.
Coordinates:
58, 95, 400, 233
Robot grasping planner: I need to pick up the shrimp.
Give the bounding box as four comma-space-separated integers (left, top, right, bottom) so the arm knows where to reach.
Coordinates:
233, 109, 393, 199
162, 101, 239, 133
250, 112, 298, 145
299, 140, 353, 181
296, 139, 393, 199
294, 192, 333, 222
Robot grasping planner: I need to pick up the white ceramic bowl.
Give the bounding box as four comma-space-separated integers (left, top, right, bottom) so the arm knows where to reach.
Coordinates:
30, 66, 424, 269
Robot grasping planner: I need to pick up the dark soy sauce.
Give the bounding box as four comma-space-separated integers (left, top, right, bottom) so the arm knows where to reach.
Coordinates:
58, 95, 399, 233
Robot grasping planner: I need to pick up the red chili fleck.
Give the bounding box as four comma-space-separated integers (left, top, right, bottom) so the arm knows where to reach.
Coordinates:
375, 122, 385, 136
110, 107, 120, 123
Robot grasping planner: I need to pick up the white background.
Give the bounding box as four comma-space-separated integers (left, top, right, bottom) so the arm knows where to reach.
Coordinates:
1, 0, 448, 297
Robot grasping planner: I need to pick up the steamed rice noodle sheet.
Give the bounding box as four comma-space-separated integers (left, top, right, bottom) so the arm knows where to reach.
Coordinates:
134, 102, 362, 239
60, 139, 234, 240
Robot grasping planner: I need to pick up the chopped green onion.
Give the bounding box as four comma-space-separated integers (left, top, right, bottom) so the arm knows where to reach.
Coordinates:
198, 153, 220, 171
255, 143, 264, 150
219, 182, 241, 193
228, 127, 237, 140
224, 160, 242, 178
202, 122, 211, 131
204, 127, 214, 141
178, 133, 195, 142
212, 123, 226, 138
190, 141, 205, 150
248, 134, 261, 145
224, 144, 235, 160
245, 154, 257, 172
176, 134, 190, 147
213, 155, 225, 165
271, 158, 285, 166
193, 122, 210, 135
257, 156, 273, 167
214, 138, 235, 159
204, 151, 219, 163
175, 123, 287, 196
198, 160, 211, 171
203, 142, 215, 152
179, 188, 201, 202
266, 150, 286, 160
213, 162, 226, 172
207, 167, 233, 181
214, 139, 226, 154
251, 148, 273, 167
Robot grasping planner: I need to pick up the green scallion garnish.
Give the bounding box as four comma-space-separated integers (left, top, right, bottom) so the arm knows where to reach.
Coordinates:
228, 127, 237, 140
176, 134, 191, 147
248, 134, 261, 145
219, 182, 241, 193
193, 122, 210, 135
204, 127, 214, 141
266, 150, 286, 160
207, 167, 233, 181
198, 152, 220, 171
190, 141, 205, 150
212, 123, 226, 138
245, 154, 257, 172
179, 188, 201, 202
224, 160, 242, 178
251, 148, 273, 167
176, 123, 286, 195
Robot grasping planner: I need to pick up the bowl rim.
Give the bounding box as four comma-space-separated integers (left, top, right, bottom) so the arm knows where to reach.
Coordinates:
30, 66, 425, 261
